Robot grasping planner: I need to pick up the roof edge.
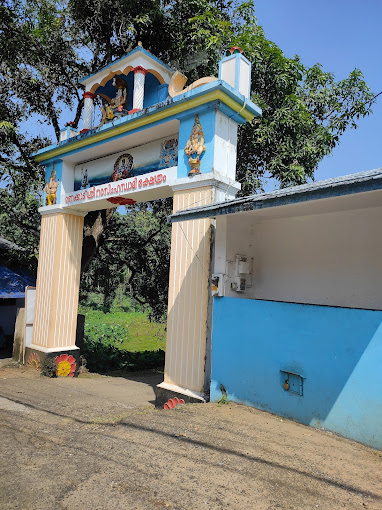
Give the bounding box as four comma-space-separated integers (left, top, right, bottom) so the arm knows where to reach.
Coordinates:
79, 46, 174, 85
169, 168, 382, 223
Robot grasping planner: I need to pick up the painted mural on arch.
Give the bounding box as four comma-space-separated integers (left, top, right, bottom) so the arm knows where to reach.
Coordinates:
74, 136, 178, 191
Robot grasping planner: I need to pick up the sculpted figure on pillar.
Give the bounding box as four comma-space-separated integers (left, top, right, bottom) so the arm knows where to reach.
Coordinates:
44, 166, 60, 206
184, 114, 206, 176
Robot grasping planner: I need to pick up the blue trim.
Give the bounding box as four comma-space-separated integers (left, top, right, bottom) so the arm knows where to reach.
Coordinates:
79, 47, 174, 84
38, 103, 214, 166
34, 80, 262, 163
157, 83, 169, 102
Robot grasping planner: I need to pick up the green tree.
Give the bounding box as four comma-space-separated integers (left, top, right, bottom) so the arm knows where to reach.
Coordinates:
187, 3, 376, 192
0, 0, 377, 315
80, 200, 171, 320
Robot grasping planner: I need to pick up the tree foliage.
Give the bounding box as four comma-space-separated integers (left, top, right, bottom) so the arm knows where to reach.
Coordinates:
186, 2, 375, 191
81, 201, 171, 320
0, 0, 376, 317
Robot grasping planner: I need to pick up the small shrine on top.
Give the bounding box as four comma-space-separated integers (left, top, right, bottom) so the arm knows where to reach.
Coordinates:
34, 44, 261, 212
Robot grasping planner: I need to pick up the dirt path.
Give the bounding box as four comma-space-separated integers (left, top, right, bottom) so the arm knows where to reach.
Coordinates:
0, 366, 381, 510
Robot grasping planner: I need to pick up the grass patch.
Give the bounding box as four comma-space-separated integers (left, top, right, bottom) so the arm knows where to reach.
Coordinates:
81, 308, 166, 352
78, 300, 166, 373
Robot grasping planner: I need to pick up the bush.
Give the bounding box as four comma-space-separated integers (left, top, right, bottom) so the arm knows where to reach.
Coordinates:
82, 338, 165, 373
85, 321, 126, 347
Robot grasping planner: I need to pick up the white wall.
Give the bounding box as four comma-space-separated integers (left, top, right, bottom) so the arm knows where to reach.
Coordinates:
221, 203, 382, 310
213, 111, 238, 181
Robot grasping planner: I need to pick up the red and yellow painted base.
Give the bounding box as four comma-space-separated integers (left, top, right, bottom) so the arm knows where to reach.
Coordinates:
25, 346, 80, 377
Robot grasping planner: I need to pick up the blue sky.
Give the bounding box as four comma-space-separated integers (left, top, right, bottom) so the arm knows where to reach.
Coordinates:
255, 0, 381, 182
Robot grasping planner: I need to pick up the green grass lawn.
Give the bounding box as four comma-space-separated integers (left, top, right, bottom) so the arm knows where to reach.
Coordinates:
80, 308, 166, 352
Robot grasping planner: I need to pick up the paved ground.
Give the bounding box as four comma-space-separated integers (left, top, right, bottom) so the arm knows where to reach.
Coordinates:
0, 365, 381, 510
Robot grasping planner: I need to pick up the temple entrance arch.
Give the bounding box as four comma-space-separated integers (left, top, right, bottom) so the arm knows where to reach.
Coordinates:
30, 44, 261, 403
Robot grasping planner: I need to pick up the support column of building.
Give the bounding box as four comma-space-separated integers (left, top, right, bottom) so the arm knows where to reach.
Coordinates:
157, 185, 215, 404
30, 210, 85, 357
83, 91, 96, 131
131, 66, 147, 112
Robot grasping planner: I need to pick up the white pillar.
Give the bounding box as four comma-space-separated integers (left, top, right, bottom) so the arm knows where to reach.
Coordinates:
132, 67, 147, 111
83, 92, 95, 130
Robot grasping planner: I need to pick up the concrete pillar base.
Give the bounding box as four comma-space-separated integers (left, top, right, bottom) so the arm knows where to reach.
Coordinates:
25, 346, 81, 377
155, 381, 207, 408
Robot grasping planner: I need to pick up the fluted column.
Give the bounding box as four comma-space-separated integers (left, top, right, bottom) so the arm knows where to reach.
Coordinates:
163, 185, 214, 394
132, 66, 147, 111
83, 91, 96, 130
31, 210, 85, 352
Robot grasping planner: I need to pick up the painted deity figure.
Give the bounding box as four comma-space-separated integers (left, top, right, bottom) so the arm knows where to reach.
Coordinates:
112, 153, 134, 181
184, 115, 206, 176
44, 167, 59, 206
159, 138, 178, 169
111, 77, 127, 110
81, 167, 89, 189
100, 77, 127, 127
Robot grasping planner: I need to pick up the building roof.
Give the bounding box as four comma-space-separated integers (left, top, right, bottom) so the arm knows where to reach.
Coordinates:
170, 168, 382, 223
0, 265, 35, 299
0, 237, 34, 298
79, 46, 174, 85
0, 237, 22, 251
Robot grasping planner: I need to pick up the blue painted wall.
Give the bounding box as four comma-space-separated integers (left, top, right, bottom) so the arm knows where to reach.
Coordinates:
210, 297, 382, 449
143, 73, 161, 109
177, 109, 215, 179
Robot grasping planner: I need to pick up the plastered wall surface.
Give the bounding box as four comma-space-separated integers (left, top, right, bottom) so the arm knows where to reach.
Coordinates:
210, 297, 382, 449
222, 204, 382, 310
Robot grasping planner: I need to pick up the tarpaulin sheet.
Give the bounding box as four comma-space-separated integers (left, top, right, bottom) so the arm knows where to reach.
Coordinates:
0, 266, 36, 298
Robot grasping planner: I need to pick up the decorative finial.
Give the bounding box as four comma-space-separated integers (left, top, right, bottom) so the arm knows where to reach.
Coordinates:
226, 46, 242, 56
138, 41, 142, 47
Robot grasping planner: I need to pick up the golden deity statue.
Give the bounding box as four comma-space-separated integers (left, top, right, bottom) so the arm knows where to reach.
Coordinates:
184, 115, 206, 176
44, 167, 60, 206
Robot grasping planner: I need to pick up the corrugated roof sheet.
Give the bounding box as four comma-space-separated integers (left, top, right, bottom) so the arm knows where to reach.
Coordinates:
170, 168, 382, 222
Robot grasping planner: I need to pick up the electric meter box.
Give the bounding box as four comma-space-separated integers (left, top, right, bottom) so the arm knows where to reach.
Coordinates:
232, 276, 246, 292
238, 260, 249, 274
211, 273, 225, 297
